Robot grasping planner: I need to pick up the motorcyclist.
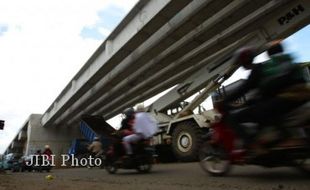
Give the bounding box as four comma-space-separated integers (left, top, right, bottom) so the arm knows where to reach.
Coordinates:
122, 104, 158, 157
221, 42, 309, 148
43, 145, 53, 164
118, 107, 135, 137
88, 137, 104, 157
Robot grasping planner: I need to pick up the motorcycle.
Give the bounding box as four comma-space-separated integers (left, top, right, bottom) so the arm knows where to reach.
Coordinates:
104, 135, 154, 174
199, 103, 310, 176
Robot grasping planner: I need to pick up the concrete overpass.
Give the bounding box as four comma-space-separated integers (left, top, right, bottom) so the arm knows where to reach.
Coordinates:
41, 0, 310, 127
4, 0, 310, 162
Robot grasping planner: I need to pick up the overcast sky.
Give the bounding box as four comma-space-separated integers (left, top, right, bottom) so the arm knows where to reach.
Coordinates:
0, 0, 138, 153
0, 0, 309, 154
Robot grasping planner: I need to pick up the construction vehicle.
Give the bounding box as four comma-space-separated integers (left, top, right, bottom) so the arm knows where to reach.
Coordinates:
149, 57, 240, 162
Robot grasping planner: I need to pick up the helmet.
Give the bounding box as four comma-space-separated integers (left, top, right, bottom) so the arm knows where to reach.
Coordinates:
267, 40, 284, 56
233, 47, 256, 69
136, 103, 146, 112
122, 107, 135, 117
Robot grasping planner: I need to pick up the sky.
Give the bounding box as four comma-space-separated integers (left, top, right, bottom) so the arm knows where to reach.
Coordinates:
0, 0, 138, 154
0, 0, 309, 154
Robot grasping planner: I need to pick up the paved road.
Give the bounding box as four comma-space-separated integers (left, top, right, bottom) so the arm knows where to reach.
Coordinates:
0, 163, 309, 190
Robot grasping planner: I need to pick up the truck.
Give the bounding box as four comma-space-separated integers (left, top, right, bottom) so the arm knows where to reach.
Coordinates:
68, 115, 115, 159
146, 40, 248, 161
149, 62, 239, 162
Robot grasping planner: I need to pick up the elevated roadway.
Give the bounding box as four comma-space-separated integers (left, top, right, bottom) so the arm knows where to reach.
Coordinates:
41, 0, 310, 128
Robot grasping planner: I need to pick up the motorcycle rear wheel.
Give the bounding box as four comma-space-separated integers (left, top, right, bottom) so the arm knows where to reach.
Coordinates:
136, 163, 152, 173
106, 163, 118, 174
295, 158, 310, 175
199, 142, 231, 176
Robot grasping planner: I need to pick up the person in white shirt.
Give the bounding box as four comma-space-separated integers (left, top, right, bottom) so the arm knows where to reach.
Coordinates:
122, 104, 158, 155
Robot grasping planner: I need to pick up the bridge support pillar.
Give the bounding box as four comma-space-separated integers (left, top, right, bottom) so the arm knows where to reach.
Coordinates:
25, 114, 82, 167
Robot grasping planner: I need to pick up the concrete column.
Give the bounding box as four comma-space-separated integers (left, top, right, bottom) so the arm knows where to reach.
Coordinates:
25, 114, 82, 167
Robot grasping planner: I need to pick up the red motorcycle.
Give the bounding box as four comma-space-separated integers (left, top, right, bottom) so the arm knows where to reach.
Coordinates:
198, 104, 310, 176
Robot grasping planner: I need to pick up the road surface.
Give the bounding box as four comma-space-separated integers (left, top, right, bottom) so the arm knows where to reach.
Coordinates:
0, 163, 309, 190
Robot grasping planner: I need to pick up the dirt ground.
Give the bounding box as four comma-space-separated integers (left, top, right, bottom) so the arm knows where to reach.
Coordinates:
0, 162, 309, 190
